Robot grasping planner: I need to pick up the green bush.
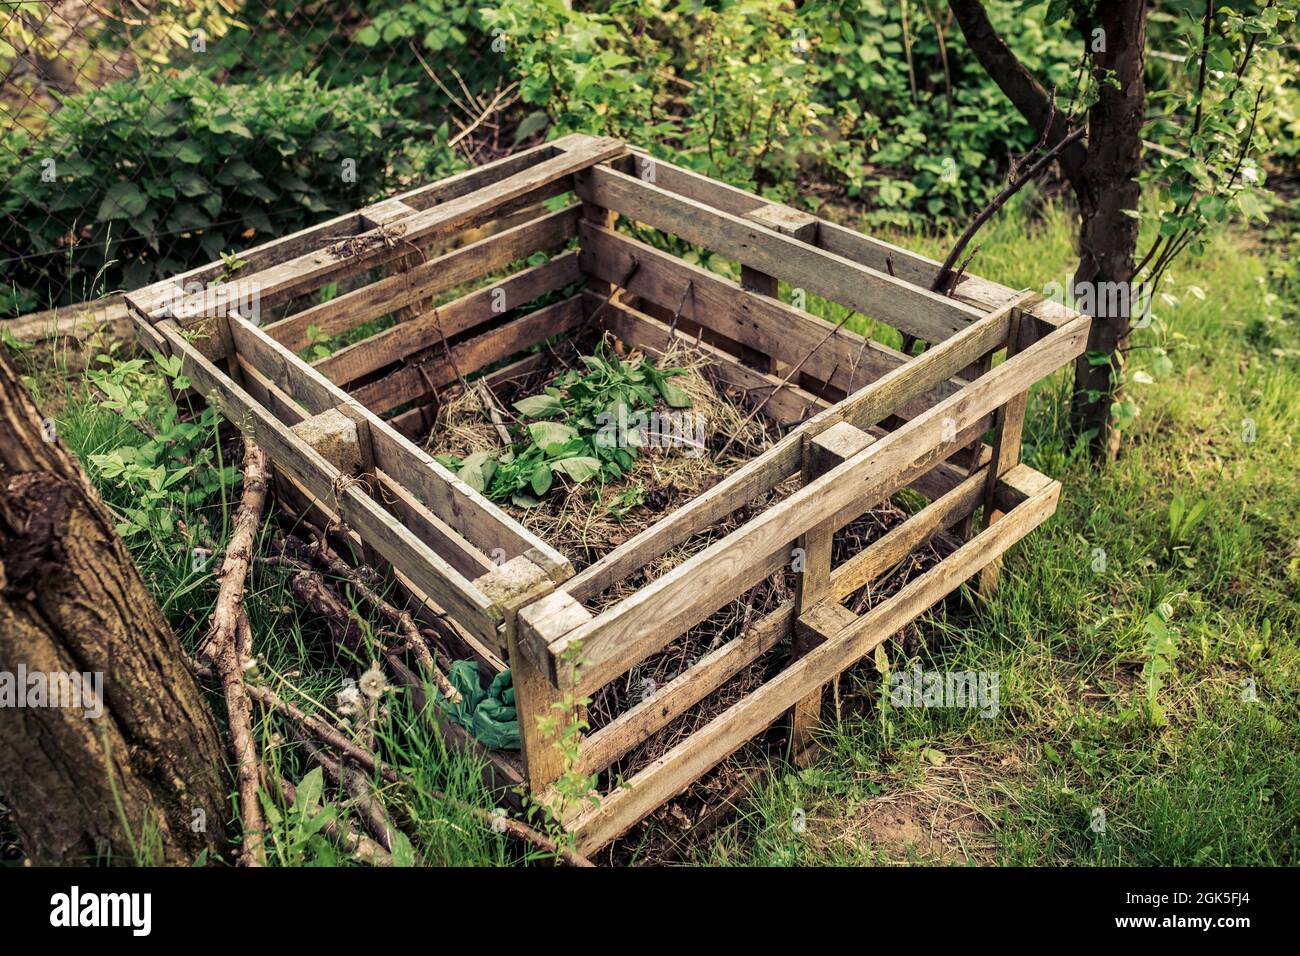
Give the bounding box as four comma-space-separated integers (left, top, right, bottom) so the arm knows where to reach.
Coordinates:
806, 0, 1080, 224
0, 68, 440, 314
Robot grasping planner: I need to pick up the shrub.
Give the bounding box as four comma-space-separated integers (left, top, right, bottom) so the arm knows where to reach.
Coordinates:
0, 68, 438, 314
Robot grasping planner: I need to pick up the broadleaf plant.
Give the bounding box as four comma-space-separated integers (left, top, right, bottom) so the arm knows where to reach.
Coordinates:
437, 343, 691, 507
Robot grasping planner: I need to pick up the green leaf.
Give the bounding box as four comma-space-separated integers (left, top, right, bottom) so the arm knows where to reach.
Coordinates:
551, 456, 602, 483
530, 461, 553, 496
512, 110, 550, 145
655, 377, 692, 408
514, 394, 565, 418
294, 767, 325, 816
96, 182, 148, 220
389, 831, 417, 867
458, 450, 497, 493
527, 421, 579, 451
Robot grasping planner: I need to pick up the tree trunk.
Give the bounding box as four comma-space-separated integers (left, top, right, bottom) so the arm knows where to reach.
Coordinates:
0, 348, 226, 865
1068, 4, 1148, 461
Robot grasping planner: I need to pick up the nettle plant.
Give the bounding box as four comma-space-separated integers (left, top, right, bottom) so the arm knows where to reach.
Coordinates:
436, 345, 693, 507
87, 351, 236, 541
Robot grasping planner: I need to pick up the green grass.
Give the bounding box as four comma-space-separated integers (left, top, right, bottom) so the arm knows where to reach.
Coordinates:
16, 346, 525, 866
695, 195, 1300, 867
11, 192, 1297, 867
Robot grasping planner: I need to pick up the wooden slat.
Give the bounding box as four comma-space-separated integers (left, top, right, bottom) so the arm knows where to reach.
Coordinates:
227, 312, 571, 577
623, 146, 1080, 331
545, 313, 1089, 692
563, 293, 1028, 604
352, 295, 587, 415
577, 164, 984, 342
156, 319, 503, 644
313, 252, 582, 387
790, 422, 875, 759
263, 204, 581, 352
567, 465, 1062, 852
155, 136, 623, 323
580, 223, 946, 401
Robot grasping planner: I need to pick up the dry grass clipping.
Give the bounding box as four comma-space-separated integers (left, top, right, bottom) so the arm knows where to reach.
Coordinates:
426, 336, 773, 570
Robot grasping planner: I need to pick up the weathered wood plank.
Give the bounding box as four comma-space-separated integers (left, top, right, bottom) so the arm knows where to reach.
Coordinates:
566, 468, 1062, 851
128, 136, 588, 319
352, 294, 587, 415
790, 422, 875, 760
263, 204, 581, 352
580, 223, 946, 400
313, 252, 583, 387
576, 164, 984, 342
622, 146, 1081, 331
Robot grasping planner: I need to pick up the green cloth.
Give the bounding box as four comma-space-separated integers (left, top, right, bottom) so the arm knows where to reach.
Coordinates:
438, 660, 520, 751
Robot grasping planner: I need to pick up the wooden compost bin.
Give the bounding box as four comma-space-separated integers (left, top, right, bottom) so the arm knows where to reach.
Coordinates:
125, 133, 1089, 854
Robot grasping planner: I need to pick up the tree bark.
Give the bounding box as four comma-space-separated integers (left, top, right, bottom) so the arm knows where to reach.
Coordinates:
949, 0, 1147, 462
0, 348, 226, 865
1068, 4, 1148, 460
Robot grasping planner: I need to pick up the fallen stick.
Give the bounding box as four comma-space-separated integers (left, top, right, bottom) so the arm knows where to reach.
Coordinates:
277, 534, 463, 705
292, 728, 398, 852
198, 441, 272, 866
247, 682, 403, 784
474, 380, 514, 447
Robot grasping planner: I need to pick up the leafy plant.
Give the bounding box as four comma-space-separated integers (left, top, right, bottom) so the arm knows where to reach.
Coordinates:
260, 767, 340, 867
1, 69, 424, 314
1138, 603, 1180, 727
437, 345, 691, 507
86, 351, 236, 540
1166, 494, 1211, 566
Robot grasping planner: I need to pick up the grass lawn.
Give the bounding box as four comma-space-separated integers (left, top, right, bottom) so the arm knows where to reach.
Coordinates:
13, 196, 1298, 866
698, 199, 1300, 866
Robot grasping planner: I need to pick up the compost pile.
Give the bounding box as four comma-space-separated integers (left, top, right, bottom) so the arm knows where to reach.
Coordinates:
424, 334, 967, 863
426, 333, 774, 571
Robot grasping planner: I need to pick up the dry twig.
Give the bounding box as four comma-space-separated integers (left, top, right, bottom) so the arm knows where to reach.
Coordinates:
197, 441, 272, 866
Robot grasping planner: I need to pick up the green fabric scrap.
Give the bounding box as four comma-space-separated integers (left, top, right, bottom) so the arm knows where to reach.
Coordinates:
438, 660, 520, 751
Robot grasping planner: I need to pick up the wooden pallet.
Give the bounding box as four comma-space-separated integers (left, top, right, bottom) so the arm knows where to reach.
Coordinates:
125, 134, 1088, 854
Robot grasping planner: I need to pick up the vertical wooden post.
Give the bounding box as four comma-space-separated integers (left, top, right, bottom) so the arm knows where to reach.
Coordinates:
478, 560, 590, 793
977, 306, 1031, 594
741, 204, 820, 376
790, 420, 874, 764
576, 166, 620, 301
336, 402, 388, 576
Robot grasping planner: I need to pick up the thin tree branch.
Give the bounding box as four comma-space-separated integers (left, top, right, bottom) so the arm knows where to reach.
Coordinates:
932, 126, 1087, 295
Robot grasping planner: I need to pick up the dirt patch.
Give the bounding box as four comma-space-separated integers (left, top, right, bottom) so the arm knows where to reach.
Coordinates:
806, 758, 1002, 865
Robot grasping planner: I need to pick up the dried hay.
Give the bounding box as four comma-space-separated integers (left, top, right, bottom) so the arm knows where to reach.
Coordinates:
425, 334, 775, 571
